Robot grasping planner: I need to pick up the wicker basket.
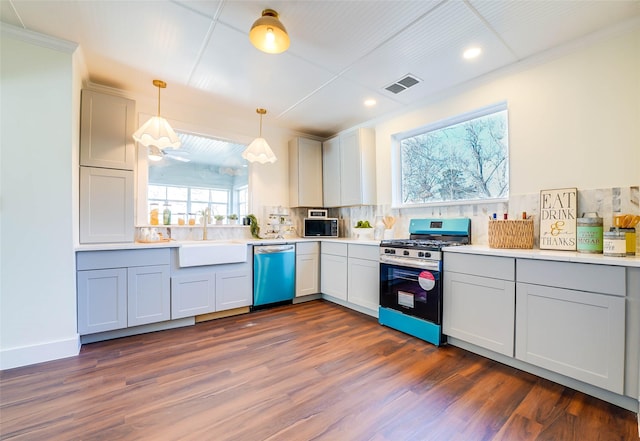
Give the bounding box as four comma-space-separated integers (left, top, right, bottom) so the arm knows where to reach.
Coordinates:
488, 219, 534, 249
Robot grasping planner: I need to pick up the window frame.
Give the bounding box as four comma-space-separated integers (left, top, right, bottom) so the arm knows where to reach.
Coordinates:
391, 101, 509, 208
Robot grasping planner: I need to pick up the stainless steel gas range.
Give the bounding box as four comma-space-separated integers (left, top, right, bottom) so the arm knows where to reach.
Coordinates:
378, 218, 471, 346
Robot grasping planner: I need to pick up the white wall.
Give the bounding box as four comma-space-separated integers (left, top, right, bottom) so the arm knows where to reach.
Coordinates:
0, 30, 81, 369
374, 26, 640, 205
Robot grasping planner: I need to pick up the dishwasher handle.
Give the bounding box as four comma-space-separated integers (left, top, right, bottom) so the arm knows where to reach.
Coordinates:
254, 244, 295, 254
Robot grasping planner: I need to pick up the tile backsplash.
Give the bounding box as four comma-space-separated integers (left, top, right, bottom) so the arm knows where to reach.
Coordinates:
292, 186, 639, 249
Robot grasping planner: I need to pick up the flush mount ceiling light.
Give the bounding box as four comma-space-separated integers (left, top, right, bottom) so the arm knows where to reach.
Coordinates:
243, 108, 277, 164
463, 47, 482, 60
132, 79, 181, 153
249, 9, 290, 54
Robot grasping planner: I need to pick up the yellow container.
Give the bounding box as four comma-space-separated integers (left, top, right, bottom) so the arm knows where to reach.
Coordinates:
149, 203, 159, 225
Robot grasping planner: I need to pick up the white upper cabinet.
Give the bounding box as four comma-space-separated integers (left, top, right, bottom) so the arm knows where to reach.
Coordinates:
80, 89, 136, 170
289, 137, 323, 207
322, 136, 341, 207
323, 128, 376, 207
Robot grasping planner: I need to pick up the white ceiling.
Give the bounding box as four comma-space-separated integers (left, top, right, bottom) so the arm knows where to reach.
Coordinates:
2, 0, 639, 138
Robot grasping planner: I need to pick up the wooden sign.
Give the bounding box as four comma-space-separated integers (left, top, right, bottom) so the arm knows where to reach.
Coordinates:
539, 188, 577, 250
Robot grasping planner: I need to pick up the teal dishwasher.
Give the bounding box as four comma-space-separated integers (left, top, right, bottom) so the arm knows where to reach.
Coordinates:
253, 244, 295, 308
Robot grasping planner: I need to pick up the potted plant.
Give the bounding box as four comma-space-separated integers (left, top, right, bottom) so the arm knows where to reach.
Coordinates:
353, 220, 374, 240
214, 214, 225, 225
227, 214, 239, 224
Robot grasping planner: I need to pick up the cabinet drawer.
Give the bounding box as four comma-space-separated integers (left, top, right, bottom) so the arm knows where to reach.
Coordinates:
517, 259, 625, 296
348, 243, 379, 261
77, 248, 171, 270
444, 253, 514, 281
296, 241, 319, 255
322, 241, 348, 257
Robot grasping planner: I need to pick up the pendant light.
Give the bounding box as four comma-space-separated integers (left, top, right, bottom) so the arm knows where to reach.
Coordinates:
242, 108, 277, 164
249, 9, 290, 54
133, 79, 181, 152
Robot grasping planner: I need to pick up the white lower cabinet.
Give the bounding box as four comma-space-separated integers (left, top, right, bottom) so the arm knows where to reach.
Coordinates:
320, 242, 379, 316
77, 268, 127, 334
170, 247, 253, 319
444, 272, 515, 356
171, 273, 216, 319
515, 259, 626, 394
127, 265, 170, 327
320, 243, 348, 300
77, 249, 170, 335
443, 253, 515, 356
215, 270, 252, 311
347, 244, 379, 312
516, 282, 625, 394
296, 242, 320, 297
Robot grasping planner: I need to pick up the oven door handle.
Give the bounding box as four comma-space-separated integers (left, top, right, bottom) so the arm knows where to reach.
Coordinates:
379, 255, 440, 271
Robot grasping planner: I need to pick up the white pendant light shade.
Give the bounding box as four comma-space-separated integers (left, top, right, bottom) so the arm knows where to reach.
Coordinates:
133, 116, 181, 150
249, 9, 290, 54
133, 79, 181, 151
242, 137, 277, 164
243, 108, 277, 164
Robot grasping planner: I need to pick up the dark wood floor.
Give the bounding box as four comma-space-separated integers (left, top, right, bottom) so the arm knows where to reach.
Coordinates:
1, 300, 637, 441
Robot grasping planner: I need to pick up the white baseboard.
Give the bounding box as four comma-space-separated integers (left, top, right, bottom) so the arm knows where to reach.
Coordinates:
0, 335, 81, 370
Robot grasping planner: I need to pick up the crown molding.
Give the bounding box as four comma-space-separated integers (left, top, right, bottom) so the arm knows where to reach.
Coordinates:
0, 22, 77, 54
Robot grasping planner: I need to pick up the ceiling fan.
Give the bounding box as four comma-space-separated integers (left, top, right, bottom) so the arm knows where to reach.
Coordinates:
148, 146, 190, 162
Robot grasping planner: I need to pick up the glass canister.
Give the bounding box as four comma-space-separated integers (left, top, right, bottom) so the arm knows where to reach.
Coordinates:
163, 203, 171, 225
576, 212, 603, 253
149, 203, 159, 225
610, 227, 636, 256
603, 230, 626, 257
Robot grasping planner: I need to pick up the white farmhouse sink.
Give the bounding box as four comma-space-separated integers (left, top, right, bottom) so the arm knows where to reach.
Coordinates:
178, 241, 247, 267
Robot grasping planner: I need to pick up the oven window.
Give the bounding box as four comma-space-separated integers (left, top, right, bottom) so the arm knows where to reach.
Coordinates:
380, 263, 442, 324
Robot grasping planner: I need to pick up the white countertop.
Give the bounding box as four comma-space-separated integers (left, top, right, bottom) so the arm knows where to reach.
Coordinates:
75, 237, 382, 251
444, 245, 640, 268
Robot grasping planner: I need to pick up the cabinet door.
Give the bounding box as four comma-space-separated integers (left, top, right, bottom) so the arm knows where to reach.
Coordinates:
79, 167, 134, 243
289, 137, 323, 207
322, 136, 341, 207
171, 273, 216, 319
443, 272, 515, 356
347, 257, 379, 312
515, 283, 625, 394
77, 268, 127, 334
296, 253, 319, 296
339, 130, 361, 207
80, 89, 135, 170
127, 265, 170, 327
215, 270, 252, 311
320, 253, 348, 300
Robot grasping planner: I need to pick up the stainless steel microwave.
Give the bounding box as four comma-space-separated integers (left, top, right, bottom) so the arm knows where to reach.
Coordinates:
303, 218, 339, 237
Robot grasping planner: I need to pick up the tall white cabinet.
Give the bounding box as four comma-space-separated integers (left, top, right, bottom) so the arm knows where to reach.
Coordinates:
289, 137, 323, 207
79, 89, 136, 243
322, 128, 376, 207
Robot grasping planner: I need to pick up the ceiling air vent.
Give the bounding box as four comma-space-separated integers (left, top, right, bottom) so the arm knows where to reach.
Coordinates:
384, 74, 421, 94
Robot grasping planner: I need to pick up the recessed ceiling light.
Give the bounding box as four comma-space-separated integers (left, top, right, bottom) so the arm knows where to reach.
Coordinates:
463, 47, 482, 60
364, 99, 376, 107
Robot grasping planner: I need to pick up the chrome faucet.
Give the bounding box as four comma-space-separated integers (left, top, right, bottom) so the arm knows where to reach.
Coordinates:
202, 208, 211, 240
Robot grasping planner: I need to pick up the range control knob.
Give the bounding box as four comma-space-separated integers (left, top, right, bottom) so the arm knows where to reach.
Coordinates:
418, 252, 425, 257
403, 250, 410, 256
425, 252, 431, 258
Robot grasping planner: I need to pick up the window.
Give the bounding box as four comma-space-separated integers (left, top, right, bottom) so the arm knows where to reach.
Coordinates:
393, 102, 509, 207
146, 130, 249, 224
148, 185, 229, 224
